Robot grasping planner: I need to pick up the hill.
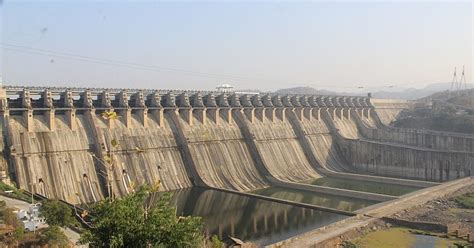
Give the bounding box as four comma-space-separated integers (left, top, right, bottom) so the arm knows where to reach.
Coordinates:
392, 88, 474, 134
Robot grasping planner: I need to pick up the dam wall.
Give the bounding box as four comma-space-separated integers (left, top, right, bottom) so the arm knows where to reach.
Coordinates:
240, 96, 322, 182
337, 138, 473, 181
177, 101, 268, 191
97, 112, 193, 197
0, 86, 472, 203
356, 118, 474, 153
244, 115, 321, 182
346, 100, 474, 153
293, 111, 353, 172
369, 98, 412, 125
320, 103, 474, 182
6, 113, 103, 203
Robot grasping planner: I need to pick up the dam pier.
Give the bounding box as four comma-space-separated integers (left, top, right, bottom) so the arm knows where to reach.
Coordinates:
0, 85, 472, 245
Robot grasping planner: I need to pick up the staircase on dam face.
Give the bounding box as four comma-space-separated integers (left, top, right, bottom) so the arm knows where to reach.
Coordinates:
0, 86, 471, 204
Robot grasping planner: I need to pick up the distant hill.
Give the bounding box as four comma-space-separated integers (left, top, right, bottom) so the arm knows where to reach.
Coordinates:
371, 83, 473, 100
419, 88, 474, 109
275, 87, 343, 96
274, 83, 474, 100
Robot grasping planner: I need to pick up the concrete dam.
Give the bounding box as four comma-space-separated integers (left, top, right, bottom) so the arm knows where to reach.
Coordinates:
0, 85, 472, 244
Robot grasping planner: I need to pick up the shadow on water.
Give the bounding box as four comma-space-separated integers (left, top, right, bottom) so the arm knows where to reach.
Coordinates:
253, 186, 378, 211
310, 177, 422, 196
164, 187, 348, 246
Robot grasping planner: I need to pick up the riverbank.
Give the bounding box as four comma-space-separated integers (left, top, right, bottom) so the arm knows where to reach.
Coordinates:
394, 184, 474, 232
267, 176, 473, 247
343, 179, 474, 248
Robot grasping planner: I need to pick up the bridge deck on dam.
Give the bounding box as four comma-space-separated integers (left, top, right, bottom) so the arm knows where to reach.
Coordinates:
0, 85, 471, 244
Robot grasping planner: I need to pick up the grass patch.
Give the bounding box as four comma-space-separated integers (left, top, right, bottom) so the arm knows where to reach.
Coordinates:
0, 181, 31, 203
455, 193, 474, 209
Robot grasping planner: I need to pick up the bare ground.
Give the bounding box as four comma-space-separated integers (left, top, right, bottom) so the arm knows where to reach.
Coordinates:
391, 184, 474, 231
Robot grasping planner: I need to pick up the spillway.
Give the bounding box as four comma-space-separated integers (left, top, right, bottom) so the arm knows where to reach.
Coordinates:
243, 115, 321, 182
98, 113, 193, 197
177, 110, 267, 191
370, 98, 411, 125
7, 114, 103, 203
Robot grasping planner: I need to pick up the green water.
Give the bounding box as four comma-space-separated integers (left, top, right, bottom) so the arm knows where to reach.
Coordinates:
166, 187, 348, 246
353, 227, 470, 248
253, 186, 378, 211
310, 177, 422, 196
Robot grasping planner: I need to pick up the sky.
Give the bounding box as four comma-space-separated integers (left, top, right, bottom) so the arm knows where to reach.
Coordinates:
0, 1, 472, 92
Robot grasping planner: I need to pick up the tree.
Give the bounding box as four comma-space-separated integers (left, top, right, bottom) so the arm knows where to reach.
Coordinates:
40, 200, 76, 227
40, 225, 69, 247
79, 185, 204, 248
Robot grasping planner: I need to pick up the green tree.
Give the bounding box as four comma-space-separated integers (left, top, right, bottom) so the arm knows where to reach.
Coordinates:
39, 225, 69, 247
79, 185, 204, 248
40, 200, 76, 227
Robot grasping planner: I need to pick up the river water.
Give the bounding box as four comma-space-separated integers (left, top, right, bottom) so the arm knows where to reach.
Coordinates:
165, 176, 422, 245
167, 187, 348, 245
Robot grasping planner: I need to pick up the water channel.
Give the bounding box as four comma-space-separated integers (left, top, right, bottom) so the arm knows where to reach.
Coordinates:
310, 176, 422, 196
253, 186, 377, 211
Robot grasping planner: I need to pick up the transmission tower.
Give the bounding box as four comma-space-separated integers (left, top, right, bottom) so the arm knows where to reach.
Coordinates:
459, 65, 467, 91
450, 67, 459, 92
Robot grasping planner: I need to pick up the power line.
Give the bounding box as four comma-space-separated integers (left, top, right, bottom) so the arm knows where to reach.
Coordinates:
1, 42, 417, 90
1, 43, 289, 83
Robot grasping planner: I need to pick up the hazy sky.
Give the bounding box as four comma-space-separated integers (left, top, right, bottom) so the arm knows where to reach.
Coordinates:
1, 1, 472, 92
